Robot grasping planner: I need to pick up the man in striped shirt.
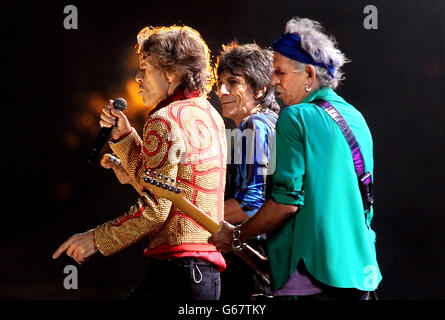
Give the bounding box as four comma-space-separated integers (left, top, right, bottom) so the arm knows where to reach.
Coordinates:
216, 42, 280, 299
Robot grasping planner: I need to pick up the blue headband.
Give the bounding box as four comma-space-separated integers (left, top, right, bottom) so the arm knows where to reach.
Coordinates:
273, 33, 336, 78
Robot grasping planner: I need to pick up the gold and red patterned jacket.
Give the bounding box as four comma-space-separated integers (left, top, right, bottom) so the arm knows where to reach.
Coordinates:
94, 88, 227, 270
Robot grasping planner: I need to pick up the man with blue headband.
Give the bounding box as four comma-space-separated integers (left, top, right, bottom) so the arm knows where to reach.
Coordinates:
210, 17, 382, 300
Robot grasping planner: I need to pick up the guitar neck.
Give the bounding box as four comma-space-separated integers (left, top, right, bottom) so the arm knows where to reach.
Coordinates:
103, 153, 270, 280
174, 196, 270, 279
172, 196, 221, 233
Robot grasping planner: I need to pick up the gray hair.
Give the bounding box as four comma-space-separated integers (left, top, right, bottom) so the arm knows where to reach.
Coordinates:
285, 17, 349, 89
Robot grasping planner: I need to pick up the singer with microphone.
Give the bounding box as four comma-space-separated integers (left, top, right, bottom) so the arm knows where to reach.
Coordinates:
87, 97, 128, 163
52, 25, 227, 300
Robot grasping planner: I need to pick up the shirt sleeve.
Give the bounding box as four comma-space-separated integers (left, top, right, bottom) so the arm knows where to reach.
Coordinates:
270, 107, 305, 206
233, 117, 271, 216
94, 116, 182, 256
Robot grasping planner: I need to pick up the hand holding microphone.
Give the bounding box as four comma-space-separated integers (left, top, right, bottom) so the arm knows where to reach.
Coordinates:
88, 98, 128, 163
99, 98, 130, 140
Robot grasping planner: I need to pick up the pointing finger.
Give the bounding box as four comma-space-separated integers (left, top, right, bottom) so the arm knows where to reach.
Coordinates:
52, 238, 73, 259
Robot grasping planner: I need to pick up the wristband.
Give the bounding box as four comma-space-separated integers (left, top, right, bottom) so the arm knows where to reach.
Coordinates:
232, 226, 245, 251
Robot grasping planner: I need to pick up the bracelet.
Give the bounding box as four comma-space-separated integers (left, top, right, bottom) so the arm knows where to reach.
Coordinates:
232, 226, 245, 251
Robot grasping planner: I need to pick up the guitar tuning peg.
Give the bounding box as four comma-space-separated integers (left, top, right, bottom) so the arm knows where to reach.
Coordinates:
146, 177, 155, 184
158, 173, 163, 179
164, 176, 169, 182
152, 172, 157, 177
174, 187, 181, 194
145, 169, 151, 176
143, 177, 154, 184
168, 185, 175, 191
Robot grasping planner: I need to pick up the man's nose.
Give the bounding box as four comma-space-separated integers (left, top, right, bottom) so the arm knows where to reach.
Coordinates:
135, 71, 143, 83
218, 83, 230, 95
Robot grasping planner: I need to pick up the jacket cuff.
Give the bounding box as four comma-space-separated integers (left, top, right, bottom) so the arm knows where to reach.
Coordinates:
109, 128, 137, 158
94, 224, 115, 257
110, 128, 133, 143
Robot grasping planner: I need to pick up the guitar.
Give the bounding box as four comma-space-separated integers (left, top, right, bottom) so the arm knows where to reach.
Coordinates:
101, 153, 270, 280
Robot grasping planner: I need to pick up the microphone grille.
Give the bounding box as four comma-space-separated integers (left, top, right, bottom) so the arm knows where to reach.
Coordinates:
113, 98, 127, 111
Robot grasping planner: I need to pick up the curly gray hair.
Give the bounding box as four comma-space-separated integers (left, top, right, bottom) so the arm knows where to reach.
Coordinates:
284, 17, 349, 89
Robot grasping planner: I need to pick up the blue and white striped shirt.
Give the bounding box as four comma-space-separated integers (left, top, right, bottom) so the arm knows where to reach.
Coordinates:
226, 109, 278, 217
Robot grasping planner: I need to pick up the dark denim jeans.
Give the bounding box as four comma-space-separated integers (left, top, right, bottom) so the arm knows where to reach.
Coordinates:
127, 257, 221, 300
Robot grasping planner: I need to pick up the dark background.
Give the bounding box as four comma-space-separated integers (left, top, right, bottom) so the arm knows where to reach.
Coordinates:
1, 0, 444, 300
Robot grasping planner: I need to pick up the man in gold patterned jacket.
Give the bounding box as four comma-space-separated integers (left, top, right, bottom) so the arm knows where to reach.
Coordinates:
53, 25, 227, 300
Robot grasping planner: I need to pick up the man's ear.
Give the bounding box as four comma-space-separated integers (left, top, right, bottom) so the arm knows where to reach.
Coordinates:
255, 86, 267, 99
165, 72, 176, 84
165, 70, 183, 96
166, 69, 182, 85
305, 64, 317, 82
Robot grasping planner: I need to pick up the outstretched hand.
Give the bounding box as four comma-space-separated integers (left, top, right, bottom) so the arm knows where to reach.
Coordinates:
52, 229, 98, 264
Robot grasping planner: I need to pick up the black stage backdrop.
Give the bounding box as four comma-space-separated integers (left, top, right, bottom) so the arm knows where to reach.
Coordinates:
1, 0, 444, 300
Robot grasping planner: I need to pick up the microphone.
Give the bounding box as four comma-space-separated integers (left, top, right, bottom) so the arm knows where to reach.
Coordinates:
88, 98, 127, 163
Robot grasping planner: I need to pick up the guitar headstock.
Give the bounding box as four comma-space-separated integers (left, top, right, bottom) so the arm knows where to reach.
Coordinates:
100, 153, 135, 185
140, 169, 184, 203
101, 153, 122, 168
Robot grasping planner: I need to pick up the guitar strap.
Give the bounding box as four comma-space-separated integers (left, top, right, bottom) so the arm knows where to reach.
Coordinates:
313, 99, 375, 215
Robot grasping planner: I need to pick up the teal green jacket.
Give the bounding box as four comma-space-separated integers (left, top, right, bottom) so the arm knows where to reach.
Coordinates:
267, 87, 382, 291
